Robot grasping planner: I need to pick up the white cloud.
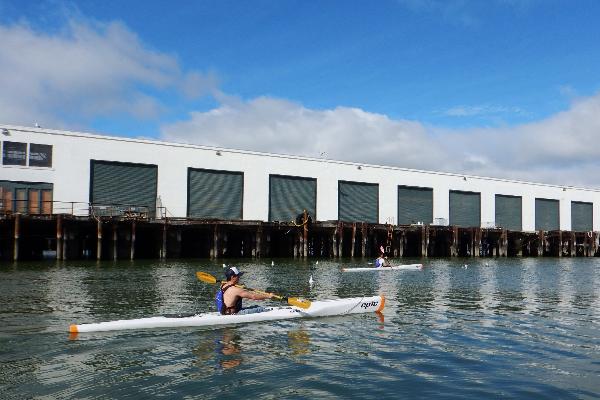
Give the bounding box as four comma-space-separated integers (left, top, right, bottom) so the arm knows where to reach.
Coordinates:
443, 104, 525, 117
0, 19, 217, 127
161, 92, 600, 188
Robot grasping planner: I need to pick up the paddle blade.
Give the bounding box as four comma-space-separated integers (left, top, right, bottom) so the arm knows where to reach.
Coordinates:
196, 271, 217, 284
288, 297, 311, 309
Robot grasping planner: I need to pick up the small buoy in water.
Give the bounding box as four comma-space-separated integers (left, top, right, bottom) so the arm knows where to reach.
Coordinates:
485, 262, 489, 267
315, 261, 319, 265
463, 264, 468, 269
271, 261, 275, 266
309, 275, 314, 286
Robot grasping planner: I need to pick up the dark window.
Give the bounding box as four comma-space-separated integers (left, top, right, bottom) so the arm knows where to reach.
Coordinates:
3, 141, 27, 166
29, 144, 53, 167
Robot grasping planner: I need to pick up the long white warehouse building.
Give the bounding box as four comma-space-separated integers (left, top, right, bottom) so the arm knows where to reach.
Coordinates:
1, 124, 598, 232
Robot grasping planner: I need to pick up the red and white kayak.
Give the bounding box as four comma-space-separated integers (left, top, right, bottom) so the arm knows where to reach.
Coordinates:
69, 295, 385, 333
342, 264, 423, 272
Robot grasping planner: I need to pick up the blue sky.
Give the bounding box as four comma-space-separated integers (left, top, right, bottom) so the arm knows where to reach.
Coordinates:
1, 0, 600, 186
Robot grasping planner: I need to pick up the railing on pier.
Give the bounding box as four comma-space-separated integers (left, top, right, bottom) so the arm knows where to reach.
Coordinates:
0, 199, 167, 220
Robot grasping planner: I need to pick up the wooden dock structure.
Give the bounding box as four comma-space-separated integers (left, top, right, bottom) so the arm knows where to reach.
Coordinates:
1, 213, 598, 261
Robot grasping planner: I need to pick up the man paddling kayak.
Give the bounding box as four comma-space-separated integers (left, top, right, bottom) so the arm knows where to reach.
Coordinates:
216, 266, 274, 315
375, 246, 391, 268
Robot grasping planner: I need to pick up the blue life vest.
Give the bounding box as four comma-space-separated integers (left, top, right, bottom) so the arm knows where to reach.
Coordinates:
215, 286, 226, 314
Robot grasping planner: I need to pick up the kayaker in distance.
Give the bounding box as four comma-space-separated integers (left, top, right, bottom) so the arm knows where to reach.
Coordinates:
216, 266, 274, 315
375, 246, 391, 268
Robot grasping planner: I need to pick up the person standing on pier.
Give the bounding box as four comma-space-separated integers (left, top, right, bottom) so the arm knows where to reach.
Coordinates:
215, 266, 274, 315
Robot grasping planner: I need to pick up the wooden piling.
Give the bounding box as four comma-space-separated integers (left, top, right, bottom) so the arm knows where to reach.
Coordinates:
303, 210, 308, 258
361, 223, 367, 257
422, 226, 429, 257
451, 227, 458, 257
160, 221, 167, 259
13, 214, 20, 261
96, 220, 102, 260
56, 215, 63, 261
557, 231, 562, 257
211, 225, 218, 259
398, 230, 404, 257
537, 231, 544, 256
256, 226, 262, 258
351, 223, 356, 257
112, 223, 118, 261
500, 229, 507, 257
338, 222, 343, 258
62, 225, 68, 260
473, 228, 481, 257
332, 228, 338, 258
130, 220, 136, 260
585, 232, 590, 257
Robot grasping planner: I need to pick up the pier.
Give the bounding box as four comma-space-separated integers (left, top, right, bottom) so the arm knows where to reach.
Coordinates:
1, 209, 598, 261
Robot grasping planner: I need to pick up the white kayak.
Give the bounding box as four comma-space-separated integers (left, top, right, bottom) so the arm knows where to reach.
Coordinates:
69, 295, 384, 333
342, 264, 423, 272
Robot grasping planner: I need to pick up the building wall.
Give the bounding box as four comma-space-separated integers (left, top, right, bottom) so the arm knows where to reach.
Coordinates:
2, 124, 599, 231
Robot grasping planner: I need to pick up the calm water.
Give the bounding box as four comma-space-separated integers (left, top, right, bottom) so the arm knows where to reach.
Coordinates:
1, 258, 599, 399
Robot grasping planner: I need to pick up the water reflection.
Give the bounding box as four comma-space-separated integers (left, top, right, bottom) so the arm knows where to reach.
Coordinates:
287, 329, 311, 357
493, 260, 526, 314
192, 329, 243, 371
216, 329, 243, 370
